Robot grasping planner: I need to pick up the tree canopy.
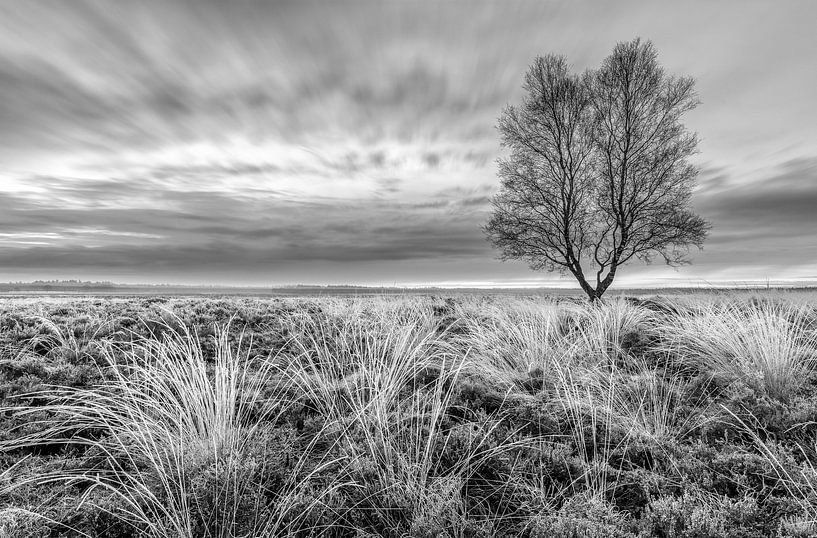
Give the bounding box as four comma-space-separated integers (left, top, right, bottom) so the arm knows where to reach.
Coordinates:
485, 38, 710, 300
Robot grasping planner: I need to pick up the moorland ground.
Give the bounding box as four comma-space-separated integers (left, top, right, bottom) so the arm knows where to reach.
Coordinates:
2, 292, 817, 537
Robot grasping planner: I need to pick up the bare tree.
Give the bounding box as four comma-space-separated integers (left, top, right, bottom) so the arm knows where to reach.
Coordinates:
485, 39, 710, 300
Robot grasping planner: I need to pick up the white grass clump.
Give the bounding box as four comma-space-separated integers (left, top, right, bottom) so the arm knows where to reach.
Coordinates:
1, 317, 339, 538
607, 363, 710, 444
29, 315, 110, 363
457, 298, 576, 390
550, 360, 627, 498
572, 297, 654, 363
283, 302, 475, 532
7, 294, 817, 535
660, 299, 817, 400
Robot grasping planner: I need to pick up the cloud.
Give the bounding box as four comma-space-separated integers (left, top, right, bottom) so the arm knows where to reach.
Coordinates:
697, 157, 817, 239
0, 168, 494, 280
0, 1, 816, 285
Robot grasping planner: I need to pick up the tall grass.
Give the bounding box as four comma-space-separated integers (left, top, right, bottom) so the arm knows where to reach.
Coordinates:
549, 360, 627, 498
458, 299, 575, 390
660, 299, 817, 400
727, 408, 817, 530
282, 301, 507, 534
611, 363, 709, 443
460, 298, 670, 501
4, 294, 817, 535
571, 297, 654, 363
462, 298, 708, 503
1, 317, 342, 537
28, 315, 110, 363
461, 296, 654, 377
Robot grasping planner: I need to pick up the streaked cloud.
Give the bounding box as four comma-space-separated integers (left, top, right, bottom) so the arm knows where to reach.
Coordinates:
0, 1, 816, 286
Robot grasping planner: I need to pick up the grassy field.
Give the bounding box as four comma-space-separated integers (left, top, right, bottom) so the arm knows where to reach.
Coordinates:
2, 292, 817, 537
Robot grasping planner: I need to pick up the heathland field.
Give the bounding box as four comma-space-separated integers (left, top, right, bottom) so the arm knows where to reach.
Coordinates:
2, 293, 817, 537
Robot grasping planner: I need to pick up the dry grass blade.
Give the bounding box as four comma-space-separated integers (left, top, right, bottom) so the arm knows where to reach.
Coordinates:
660, 299, 817, 400
0, 315, 339, 538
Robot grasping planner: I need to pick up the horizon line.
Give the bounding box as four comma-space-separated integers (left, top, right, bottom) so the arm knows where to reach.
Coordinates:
3, 279, 817, 291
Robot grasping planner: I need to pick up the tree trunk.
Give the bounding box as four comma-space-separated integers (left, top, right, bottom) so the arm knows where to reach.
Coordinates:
573, 273, 602, 302
586, 288, 603, 302
575, 270, 617, 301
595, 264, 618, 300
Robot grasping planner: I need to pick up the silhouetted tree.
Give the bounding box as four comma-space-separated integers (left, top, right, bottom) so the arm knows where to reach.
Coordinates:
485, 39, 710, 300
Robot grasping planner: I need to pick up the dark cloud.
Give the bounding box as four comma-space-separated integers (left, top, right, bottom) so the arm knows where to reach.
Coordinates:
697, 157, 817, 237
0, 172, 492, 279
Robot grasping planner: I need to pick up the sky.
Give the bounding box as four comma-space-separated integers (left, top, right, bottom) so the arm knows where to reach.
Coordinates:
0, 0, 816, 288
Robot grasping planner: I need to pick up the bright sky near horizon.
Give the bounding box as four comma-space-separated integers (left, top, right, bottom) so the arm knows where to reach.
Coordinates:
0, 1, 816, 288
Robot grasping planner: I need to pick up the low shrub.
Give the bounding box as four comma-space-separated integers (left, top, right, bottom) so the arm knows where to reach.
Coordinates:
1, 294, 817, 536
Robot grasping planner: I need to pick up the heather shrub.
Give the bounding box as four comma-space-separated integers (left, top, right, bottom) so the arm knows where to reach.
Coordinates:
2, 293, 817, 536
639, 489, 770, 538
528, 493, 636, 538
